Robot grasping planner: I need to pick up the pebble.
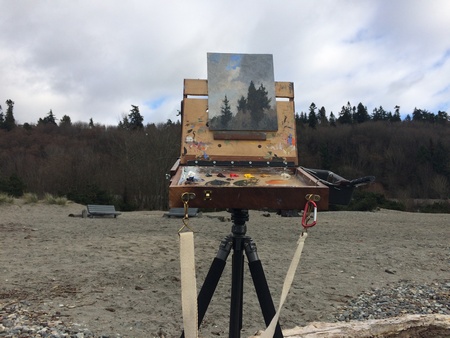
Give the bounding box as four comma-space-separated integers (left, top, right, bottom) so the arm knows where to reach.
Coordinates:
0, 301, 120, 338
2, 281, 449, 336
335, 280, 450, 322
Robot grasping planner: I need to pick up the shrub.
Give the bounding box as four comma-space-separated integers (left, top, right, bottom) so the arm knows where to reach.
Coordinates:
0, 193, 14, 204
44, 193, 68, 205
340, 191, 405, 212
417, 201, 450, 213
67, 184, 114, 206
0, 174, 26, 197
23, 193, 39, 204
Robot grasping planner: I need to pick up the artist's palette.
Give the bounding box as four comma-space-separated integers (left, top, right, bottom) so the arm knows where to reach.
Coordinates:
169, 166, 329, 210
179, 166, 306, 187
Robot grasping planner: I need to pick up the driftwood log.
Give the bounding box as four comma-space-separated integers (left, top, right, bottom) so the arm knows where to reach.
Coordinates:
250, 314, 450, 338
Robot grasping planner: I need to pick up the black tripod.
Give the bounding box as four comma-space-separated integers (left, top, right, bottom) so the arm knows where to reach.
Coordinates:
181, 209, 283, 338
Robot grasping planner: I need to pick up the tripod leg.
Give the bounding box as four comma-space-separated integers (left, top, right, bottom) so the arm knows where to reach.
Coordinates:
228, 209, 249, 338
230, 236, 245, 338
245, 240, 284, 338
180, 237, 232, 338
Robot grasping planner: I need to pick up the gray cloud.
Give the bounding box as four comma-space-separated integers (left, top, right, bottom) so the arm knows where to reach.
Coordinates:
1, 0, 449, 126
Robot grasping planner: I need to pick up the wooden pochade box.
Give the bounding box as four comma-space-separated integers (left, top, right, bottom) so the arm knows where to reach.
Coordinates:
169, 79, 329, 211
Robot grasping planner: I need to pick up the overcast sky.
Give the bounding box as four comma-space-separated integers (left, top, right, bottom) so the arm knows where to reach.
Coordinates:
1, 0, 449, 126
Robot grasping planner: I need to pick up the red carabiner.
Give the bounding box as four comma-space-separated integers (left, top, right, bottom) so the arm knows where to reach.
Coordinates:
302, 199, 317, 228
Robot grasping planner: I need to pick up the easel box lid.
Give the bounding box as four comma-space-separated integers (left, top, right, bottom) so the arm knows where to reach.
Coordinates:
180, 79, 298, 166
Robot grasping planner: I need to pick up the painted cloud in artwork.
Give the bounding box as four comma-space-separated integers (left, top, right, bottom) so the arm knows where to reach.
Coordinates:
207, 53, 277, 131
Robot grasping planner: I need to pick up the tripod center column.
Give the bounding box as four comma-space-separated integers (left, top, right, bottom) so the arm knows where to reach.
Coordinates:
230, 209, 249, 237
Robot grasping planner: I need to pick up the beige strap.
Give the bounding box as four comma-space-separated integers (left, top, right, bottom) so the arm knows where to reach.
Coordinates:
260, 232, 308, 338
179, 231, 198, 338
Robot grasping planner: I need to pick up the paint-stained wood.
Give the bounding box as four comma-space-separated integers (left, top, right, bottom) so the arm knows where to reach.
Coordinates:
180, 79, 297, 165
183, 79, 208, 97
275, 82, 295, 100
213, 131, 267, 141
170, 78, 330, 210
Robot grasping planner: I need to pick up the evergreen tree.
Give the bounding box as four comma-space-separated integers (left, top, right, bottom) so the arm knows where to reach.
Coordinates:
412, 107, 422, 121
329, 112, 337, 126
308, 102, 318, 129
119, 105, 144, 130
0, 105, 4, 129
318, 106, 328, 125
372, 106, 388, 121
354, 102, 370, 123
436, 110, 448, 124
4, 99, 16, 131
391, 106, 401, 122
23, 123, 32, 131
118, 115, 130, 129
220, 95, 233, 127
338, 102, 353, 124
128, 105, 144, 130
59, 115, 72, 127
38, 109, 57, 126
300, 112, 308, 123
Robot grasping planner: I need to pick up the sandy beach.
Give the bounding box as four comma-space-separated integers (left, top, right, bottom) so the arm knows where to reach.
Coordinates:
1, 201, 449, 337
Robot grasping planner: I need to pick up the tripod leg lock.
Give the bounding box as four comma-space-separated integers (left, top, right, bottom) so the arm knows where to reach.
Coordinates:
244, 239, 259, 263
217, 237, 233, 261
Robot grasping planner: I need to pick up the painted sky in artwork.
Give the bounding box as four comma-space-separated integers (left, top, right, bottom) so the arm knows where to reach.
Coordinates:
207, 53, 276, 130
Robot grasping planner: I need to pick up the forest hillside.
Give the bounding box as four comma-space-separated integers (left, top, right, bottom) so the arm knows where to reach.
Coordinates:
0, 102, 449, 212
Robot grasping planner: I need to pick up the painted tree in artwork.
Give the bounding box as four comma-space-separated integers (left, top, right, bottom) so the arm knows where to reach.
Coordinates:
220, 95, 233, 128
246, 81, 271, 125
237, 95, 247, 114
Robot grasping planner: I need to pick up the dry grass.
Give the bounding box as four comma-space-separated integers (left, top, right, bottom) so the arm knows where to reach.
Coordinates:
43, 193, 68, 205
0, 193, 14, 204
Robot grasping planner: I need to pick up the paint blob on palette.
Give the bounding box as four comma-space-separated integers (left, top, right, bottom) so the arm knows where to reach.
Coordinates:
179, 166, 310, 187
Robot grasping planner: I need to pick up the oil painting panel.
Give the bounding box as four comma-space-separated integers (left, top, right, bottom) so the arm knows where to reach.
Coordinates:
207, 53, 278, 131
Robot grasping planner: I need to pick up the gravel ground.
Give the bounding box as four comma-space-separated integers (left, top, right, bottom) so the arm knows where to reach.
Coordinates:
1, 201, 449, 337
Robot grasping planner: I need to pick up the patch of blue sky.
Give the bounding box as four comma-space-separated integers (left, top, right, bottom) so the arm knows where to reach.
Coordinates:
226, 54, 242, 70
344, 28, 382, 44
432, 49, 450, 69
434, 102, 449, 113
434, 80, 450, 93
208, 53, 221, 64
145, 97, 166, 110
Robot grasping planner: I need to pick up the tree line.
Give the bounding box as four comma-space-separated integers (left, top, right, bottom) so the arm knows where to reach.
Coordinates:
297, 101, 449, 128
0, 99, 449, 210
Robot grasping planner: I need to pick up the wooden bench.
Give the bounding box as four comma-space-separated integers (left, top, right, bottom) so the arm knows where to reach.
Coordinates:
86, 204, 121, 218
163, 207, 200, 218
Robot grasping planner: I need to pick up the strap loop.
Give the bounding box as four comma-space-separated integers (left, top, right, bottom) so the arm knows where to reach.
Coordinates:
178, 192, 198, 338
179, 232, 198, 338
178, 192, 196, 233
